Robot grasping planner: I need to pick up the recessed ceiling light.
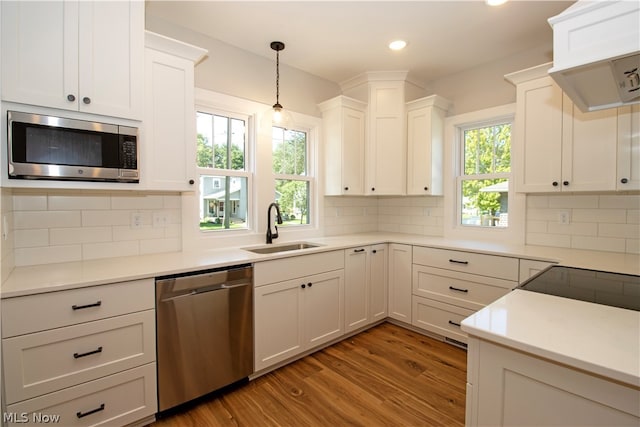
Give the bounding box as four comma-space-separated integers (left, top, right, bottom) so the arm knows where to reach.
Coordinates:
486, 0, 508, 6
389, 40, 407, 51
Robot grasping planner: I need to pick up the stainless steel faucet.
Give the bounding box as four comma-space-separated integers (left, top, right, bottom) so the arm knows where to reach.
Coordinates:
266, 202, 283, 244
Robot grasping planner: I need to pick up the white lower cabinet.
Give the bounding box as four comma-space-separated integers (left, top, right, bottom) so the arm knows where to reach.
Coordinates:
466, 337, 639, 426
344, 244, 388, 333
1, 279, 157, 426
411, 246, 518, 344
6, 364, 157, 427
254, 251, 345, 372
388, 244, 412, 322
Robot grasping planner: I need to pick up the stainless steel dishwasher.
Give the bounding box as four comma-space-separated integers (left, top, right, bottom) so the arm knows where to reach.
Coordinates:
155, 264, 253, 412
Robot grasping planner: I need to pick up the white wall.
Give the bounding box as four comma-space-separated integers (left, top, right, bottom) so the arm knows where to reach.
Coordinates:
145, 15, 341, 118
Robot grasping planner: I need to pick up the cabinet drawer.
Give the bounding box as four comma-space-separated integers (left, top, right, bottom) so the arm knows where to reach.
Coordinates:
2, 279, 154, 337
6, 363, 157, 427
412, 296, 473, 344
3, 310, 155, 404
413, 266, 514, 311
413, 246, 519, 281
254, 250, 344, 286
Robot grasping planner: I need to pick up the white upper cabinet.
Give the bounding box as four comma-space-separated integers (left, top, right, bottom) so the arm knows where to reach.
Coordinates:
406, 95, 450, 195
142, 32, 207, 191
366, 80, 407, 195
1, 0, 144, 120
508, 64, 620, 193
318, 96, 367, 196
617, 104, 640, 190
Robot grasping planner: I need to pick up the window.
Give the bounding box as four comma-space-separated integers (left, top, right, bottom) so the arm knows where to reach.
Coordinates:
272, 126, 311, 226
196, 111, 251, 231
458, 121, 511, 228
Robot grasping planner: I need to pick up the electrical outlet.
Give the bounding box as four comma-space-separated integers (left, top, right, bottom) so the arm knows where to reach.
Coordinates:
153, 212, 168, 228
131, 212, 143, 229
557, 211, 570, 225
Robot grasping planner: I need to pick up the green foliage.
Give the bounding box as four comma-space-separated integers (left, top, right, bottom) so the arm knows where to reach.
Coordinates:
462, 124, 511, 216
196, 133, 245, 170
273, 129, 309, 224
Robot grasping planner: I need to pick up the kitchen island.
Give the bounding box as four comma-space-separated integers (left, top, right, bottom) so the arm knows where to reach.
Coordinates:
461, 289, 640, 426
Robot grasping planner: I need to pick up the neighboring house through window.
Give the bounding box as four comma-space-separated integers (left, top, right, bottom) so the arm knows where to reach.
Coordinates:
196, 110, 251, 231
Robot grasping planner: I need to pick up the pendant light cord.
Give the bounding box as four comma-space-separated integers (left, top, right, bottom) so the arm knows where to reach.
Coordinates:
275, 48, 280, 105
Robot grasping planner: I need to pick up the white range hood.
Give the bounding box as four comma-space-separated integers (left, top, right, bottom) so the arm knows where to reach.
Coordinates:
548, 0, 640, 112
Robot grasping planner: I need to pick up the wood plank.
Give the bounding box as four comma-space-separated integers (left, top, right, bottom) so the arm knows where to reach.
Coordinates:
152, 322, 467, 426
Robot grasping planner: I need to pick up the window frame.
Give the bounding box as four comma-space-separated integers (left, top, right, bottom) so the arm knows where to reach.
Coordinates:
443, 103, 525, 244
195, 106, 253, 234
271, 125, 314, 228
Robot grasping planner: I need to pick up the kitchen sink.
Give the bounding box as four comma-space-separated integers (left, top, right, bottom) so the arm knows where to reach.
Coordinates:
242, 242, 322, 254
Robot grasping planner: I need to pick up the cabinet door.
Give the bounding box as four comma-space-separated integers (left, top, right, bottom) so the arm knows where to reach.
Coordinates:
514, 77, 564, 193
78, 1, 143, 119
143, 48, 196, 191
341, 107, 367, 195
617, 104, 640, 190
406, 105, 445, 195
388, 244, 412, 322
1, 1, 78, 110
561, 95, 617, 192
344, 247, 369, 333
367, 81, 407, 195
303, 270, 344, 348
254, 279, 304, 371
369, 244, 388, 322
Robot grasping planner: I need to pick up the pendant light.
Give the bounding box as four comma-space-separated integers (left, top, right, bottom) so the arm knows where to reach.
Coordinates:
266, 41, 292, 127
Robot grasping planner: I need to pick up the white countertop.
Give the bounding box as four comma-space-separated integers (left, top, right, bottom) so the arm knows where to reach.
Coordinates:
461, 289, 640, 387
2, 232, 639, 298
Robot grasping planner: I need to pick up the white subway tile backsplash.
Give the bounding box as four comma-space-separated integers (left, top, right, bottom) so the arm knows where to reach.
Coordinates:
13, 194, 47, 211
547, 222, 597, 236
626, 239, 640, 254
48, 195, 111, 210
526, 195, 549, 209
14, 211, 81, 230
50, 227, 112, 245
82, 241, 140, 260
526, 232, 571, 248
598, 195, 640, 210
110, 194, 164, 210
548, 195, 599, 209
571, 235, 626, 253
571, 209, 627, 224
598, 223, 640, 239
14, 229, 48, 248
15, 245, 82, 266
9, 189, 182, 266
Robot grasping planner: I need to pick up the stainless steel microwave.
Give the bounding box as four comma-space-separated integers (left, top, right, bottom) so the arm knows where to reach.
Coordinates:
7, 111, 139, 182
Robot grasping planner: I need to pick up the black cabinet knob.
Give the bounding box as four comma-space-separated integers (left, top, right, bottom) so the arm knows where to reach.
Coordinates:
424, 186, 428, 191
621, 178, 629, 184
301, 284, 306, 289
563, 181, 569, 186
83, 97, 91, 104
344, 186, 349, 191
372, 250, 377, 254
189, 179, 195, 185
67, 94, 76, 102
371, 187, 375, 192
552, 181, 559, 187
307, 282, 312, 288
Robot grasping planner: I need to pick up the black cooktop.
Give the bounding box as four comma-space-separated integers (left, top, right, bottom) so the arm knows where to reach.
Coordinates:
517, 265, 640, 311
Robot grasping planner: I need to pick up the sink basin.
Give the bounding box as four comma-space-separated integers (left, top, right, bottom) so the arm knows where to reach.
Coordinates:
243, 242, 322, 254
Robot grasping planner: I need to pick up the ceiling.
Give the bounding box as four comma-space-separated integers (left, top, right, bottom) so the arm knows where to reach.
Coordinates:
145, 0, 575, 85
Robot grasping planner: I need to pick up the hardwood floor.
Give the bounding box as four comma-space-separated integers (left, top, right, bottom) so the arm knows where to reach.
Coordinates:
152, 322, 467, 427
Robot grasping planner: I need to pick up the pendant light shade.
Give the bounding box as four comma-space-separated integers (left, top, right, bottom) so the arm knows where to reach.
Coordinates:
263, 41, 292, 128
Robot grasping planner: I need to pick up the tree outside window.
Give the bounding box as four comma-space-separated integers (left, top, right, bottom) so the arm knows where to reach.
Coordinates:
272, 127, 310, 226
461, 123, 511, 227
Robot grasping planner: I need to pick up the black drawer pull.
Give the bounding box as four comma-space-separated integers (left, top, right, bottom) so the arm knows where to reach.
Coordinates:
72, 301, 102, 311
448, 320, 461, 328
354, 248, 365, 253
449, 286, 469, 293
74, 346, 103, 359
76, 403, 105, 419
448, 259, 469, 265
